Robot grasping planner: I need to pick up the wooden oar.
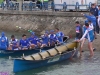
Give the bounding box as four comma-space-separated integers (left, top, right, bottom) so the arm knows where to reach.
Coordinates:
16, 26, 33, 33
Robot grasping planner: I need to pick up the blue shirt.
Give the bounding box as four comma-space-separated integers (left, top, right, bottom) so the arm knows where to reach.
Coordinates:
90, 7, 98, 16
84, 14, 96, 26
19, 39, 29, 48
49, 34, 58, 42
0, 36, 9, 50
10, 39, 19, 50
98, 10, 100, 16
41, 34, 49, 45
28, 36, 39, 45
56, 31, 64, 43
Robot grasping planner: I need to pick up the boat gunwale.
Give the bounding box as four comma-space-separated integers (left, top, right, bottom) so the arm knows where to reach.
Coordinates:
16, 48, 77, 62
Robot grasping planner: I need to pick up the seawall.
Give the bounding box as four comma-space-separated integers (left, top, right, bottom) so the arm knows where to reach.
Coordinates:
0, 10, 87, 36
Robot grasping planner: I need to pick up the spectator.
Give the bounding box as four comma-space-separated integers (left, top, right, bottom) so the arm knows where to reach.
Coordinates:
43, 0, 48, 10
75, 21, 83, 41
98, 5, 100, 28
90, 3, 99, 34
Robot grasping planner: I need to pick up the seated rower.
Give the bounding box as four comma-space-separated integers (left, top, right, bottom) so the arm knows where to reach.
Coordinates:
0, 32, 9, 50
55, 28, 64, 44
49, 30, 58, 46
28, 32, 41, 49
9, 35, 19, 50
19, 34, 29, 50
41, 31, 49, 48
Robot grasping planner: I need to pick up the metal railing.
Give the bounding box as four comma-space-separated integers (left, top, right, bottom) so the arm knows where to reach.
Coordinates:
0, 1, 92, 11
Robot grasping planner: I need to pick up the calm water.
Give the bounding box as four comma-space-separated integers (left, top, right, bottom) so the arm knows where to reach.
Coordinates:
0, 31, 100, 75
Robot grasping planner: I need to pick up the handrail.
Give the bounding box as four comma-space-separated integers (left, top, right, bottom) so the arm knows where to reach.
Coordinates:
0, 1, 93, 11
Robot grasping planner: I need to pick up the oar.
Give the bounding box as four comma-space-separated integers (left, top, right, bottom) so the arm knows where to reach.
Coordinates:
16, 26, 33, 33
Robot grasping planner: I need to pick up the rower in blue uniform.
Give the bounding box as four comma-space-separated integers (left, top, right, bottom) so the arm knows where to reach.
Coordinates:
55, 28, 64, 44
0, 32, 9, 50
78, 23, 94, 58
9, 35, 19, 50
49, 30, 58, 46
19, 34, 29, 50
28, 32, 41, 49
41, 31, 49, 48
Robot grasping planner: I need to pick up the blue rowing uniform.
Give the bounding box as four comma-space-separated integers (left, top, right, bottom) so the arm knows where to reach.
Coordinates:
80, 28, 94, 42
56, 31, 64, 43
19, 39, 29, 49
0, 32, 9, 50
49, 34, 58, 44
10, 39, 19, 50
28, 36, 39, 46
41, 34, 49, 45
84, 14, 96, 26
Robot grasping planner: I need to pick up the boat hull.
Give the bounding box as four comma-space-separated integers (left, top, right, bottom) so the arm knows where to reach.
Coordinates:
13, 42, 79, 72
0, 46, 54, 57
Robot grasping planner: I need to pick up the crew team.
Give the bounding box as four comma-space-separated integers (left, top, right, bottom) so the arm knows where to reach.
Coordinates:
0, 28, 64, 50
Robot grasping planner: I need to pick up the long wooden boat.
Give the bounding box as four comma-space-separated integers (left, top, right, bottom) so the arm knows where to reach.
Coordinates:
0, 46, 55, 57
13, 41, 79, 73
0, 36, 69, 57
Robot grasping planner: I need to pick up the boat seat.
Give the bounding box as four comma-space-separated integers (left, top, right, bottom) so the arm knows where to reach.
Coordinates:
31, 53, 42, 60
23, 56, 34, 60
39, 51, 50, 59
55, 45, 68, 53
47, 48, 58, 56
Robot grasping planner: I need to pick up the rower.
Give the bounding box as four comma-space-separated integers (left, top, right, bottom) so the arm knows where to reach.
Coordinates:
28, 32, 41, 49
41, 31, 49, 48
55, 28, 64, 44
19, 34, 29, 50
48, 30, 58, 46
9, 35, 19, 50
0, 32, 9, 50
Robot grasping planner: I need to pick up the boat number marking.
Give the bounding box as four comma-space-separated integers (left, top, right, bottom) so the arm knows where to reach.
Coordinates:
48, 56, 60, 63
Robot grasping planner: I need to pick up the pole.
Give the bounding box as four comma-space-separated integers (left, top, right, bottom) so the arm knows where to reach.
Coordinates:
18, 0, 23, 11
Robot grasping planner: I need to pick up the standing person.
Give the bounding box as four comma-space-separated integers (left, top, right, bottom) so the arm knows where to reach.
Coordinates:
75, 21, 83, 41
98, 5, 100, 28
90, 3, 99, 34
19, 34, 29, 50
43, 0, 48, 10
0, 32, 9, 50
80, 20, 94, 53
78, 23, 94, 58
9, 35, 19, 50
81, 12, 97, 38
55, 28, 64, 44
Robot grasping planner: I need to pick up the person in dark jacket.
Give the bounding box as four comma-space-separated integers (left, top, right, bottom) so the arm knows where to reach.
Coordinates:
90, 3, 99, 34
75, 21, 83, 41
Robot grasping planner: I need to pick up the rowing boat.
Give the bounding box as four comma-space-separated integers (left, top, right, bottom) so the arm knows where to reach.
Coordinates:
13, 41, 79, 72
0, 46, 55, 57
0, 36, 69, 57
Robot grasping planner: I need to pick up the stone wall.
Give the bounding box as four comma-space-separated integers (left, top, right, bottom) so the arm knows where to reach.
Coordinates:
0, 11, 87, 36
